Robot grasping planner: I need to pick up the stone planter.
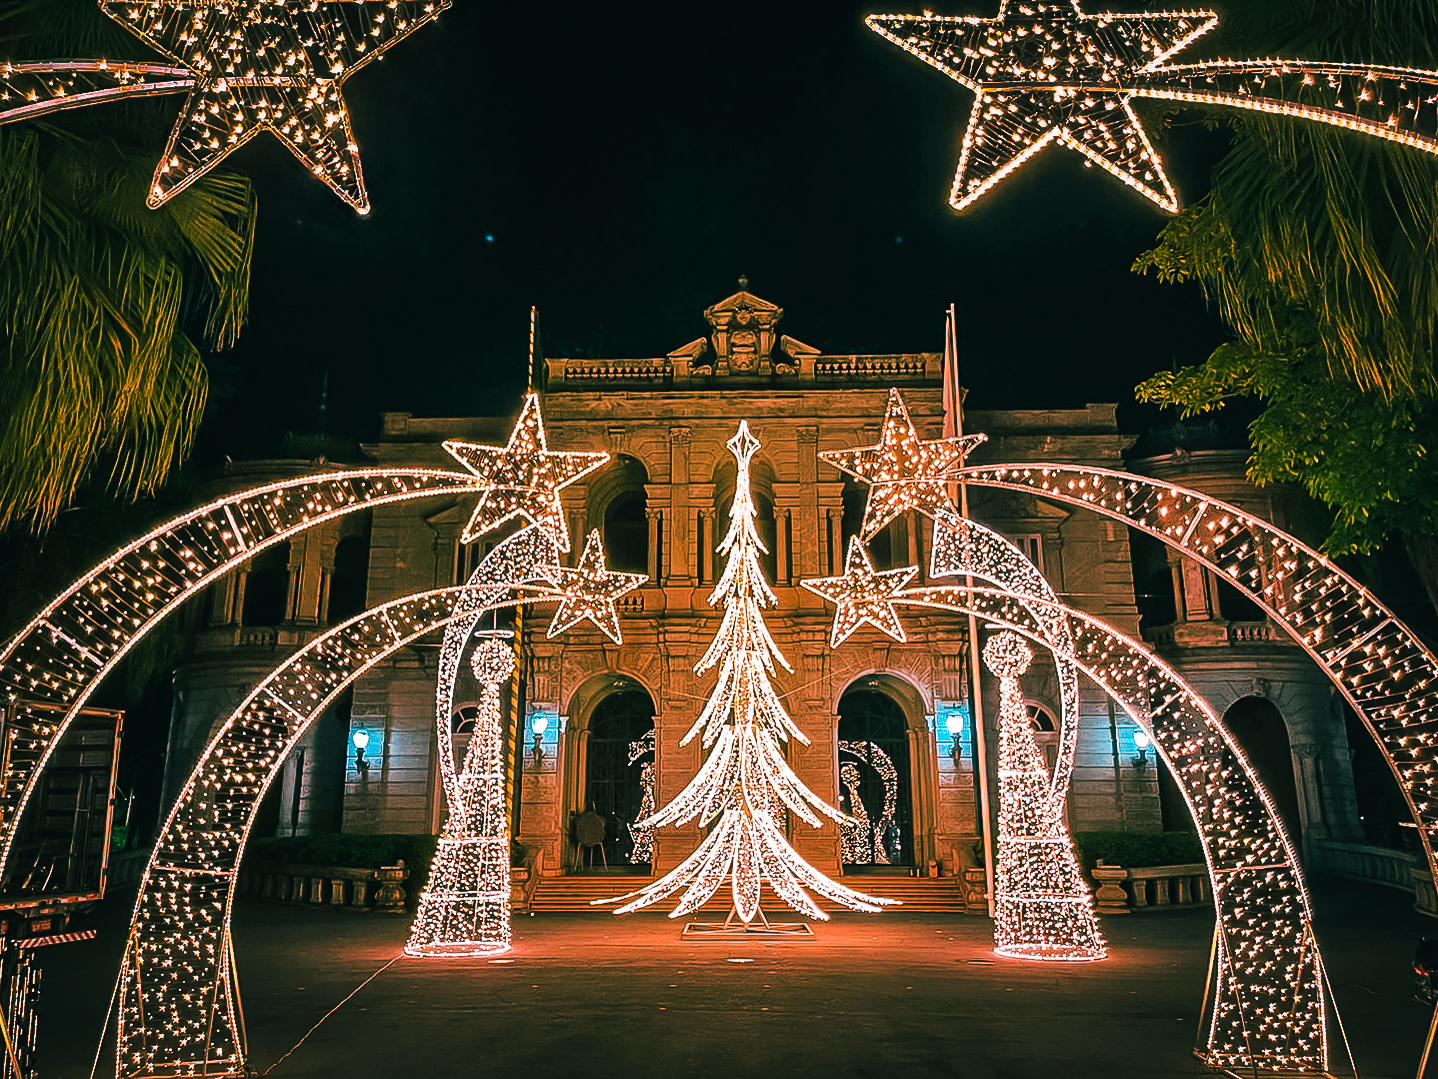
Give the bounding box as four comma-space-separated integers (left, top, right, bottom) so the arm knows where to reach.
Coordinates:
1091, 863, 1130, 915
374, 860, 409, 913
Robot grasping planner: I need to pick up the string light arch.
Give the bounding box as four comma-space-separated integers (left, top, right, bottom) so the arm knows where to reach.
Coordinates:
117, 583, 553, 1078
892, 584, 1327, 1070
954, 463, 1438, 896
0, 468, 485, 884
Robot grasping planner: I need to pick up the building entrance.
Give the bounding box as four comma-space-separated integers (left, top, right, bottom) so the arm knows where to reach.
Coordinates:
583, 689, 656, 869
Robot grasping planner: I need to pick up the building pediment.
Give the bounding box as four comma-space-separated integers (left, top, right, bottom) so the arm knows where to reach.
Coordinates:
702, 285, 783, 376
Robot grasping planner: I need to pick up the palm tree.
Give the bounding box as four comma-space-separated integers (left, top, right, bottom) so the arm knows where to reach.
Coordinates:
1134, 0, 1438, 614
0, 0, 256, 533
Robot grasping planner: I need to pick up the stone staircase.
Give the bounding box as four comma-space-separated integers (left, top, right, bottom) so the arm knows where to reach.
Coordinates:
527, 873, 972, 914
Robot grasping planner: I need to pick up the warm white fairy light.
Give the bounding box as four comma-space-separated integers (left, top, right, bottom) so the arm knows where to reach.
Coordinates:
819, 388, 985, 538
542, 529, 648, 643
0, 466, 485, 886
0, 61, 190, 122
406, 636, 517, 958
597, 422, 895, 923
984, 631, 1106, 962
627, 730, 657, 864
444, 394, 608, 552
867, 1, 1438, 213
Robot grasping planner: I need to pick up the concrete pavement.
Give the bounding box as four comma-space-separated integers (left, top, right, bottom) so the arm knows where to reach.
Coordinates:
31, 875, 1438, 1078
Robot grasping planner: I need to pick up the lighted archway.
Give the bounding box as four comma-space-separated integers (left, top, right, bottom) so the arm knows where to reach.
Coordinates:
0, 468, 482, 878
956, 464, 1438, 884
115, 581, 556, 1078
895, 583, 1327, 1073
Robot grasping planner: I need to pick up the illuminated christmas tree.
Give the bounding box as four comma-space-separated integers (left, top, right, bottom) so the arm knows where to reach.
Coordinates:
600, 422, 894, 926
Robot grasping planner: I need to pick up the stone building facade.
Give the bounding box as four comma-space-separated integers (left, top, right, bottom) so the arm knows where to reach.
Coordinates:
160, 287, 1373, 884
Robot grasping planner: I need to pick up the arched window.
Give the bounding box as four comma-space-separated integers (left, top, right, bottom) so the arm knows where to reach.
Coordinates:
838, 690, 914, 868
585, 689, 657, 868
604, 490, 648, 574
326, 534, 369, 624
242, 542, 289, 626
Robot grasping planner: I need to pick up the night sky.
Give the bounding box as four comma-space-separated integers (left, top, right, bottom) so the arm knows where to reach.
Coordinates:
202, 0, 1236, 458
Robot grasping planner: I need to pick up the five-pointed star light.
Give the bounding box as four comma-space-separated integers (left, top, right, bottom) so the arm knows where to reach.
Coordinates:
98, 0, 450, 212
801, 538, 918, 647
444, 394, 608, 551
820, 388, 986, 538
867, 1, 1218, 212
543, 530, 647, 644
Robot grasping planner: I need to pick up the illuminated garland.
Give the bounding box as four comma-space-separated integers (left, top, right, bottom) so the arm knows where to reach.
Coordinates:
598, 422, 895, 923
984, 632, 1106, 962
627, 731, 656, 865
866, 1, 1438, 212
0, 0, 450, 211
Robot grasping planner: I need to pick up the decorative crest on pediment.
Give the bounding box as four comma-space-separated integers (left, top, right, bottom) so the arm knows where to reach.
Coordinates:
702, 277, 783, 376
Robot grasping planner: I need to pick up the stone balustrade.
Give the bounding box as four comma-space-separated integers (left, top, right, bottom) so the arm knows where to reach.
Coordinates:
1091, 862, 1209, 914
238, 859, 409, 912
1310, 838, 1437, 915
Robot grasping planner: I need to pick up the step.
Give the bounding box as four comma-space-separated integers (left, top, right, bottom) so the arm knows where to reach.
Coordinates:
527, 874, 972, 914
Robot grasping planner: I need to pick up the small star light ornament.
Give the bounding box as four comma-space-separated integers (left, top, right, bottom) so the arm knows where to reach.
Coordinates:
444, 394, 608, 552
544, 530, 647, 644
800, 538, 916, 647
820, 387, 985, 537
868, 0, 1438, 212
0, 0, 450, 211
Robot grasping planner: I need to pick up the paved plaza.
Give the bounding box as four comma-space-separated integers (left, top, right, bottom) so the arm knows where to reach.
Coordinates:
34, 876, 1438, 1079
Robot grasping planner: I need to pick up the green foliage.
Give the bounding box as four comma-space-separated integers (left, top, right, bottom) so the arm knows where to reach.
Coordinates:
0, 0, 256, 534
1071, 831, 1204, 872
1133, 0, 1438, 609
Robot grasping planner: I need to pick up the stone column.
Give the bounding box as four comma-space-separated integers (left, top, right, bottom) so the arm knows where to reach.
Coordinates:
668, 428, 693, 585
699, 509, 716, 584
775, 508, 791, 585
645, 509, 662, 582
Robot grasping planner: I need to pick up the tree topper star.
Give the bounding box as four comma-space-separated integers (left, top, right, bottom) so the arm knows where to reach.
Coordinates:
444, 394, 607, 551
867, 1, 1218, 211
801, 539, 917, 648
543, 530, 647, 644
820, 388, 985, 538
98, 0, 450, 211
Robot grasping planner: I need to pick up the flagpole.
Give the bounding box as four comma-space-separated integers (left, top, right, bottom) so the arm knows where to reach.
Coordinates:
945, 303, 995, 920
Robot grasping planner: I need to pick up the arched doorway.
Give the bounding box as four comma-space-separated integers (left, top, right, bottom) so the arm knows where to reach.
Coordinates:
584, 688, 656, 869
838, 689, 914, 869
1222, 695, 1302, 843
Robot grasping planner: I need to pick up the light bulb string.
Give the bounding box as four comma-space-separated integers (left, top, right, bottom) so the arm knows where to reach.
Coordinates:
260, 952, 404, 1075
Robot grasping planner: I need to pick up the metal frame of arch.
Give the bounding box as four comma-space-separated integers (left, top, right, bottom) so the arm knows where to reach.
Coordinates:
896, 583, 1328, 1073
0, 469, 482, 879
115, 583, 557, 1078
956, 464, 1438, 888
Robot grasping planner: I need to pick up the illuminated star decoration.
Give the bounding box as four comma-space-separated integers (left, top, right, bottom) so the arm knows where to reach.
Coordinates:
820, 387, 986, 537
444, 394, 608, 552
92, 0, 451, 211
543, 530, 647, 644
869, 2, 1438, 213
800, 538, 917, 647
867, 1, 1217, 212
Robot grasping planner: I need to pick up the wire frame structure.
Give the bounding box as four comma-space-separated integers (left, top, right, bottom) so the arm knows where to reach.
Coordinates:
0, 469, 482, 881
115, 578, 554, 1078
983, 631, 1106, 962
866, 1, 1438, 212
957, 463, 1438, 903
896, 584, 1326, 1071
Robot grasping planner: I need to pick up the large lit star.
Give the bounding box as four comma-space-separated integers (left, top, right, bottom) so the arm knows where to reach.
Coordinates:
543, 530, 647, 644
801, 539, 917, 647
444, 394, 608, 551
98, 0, 450, 211
867, 1, 1218, 211
820, 388, 985, 538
